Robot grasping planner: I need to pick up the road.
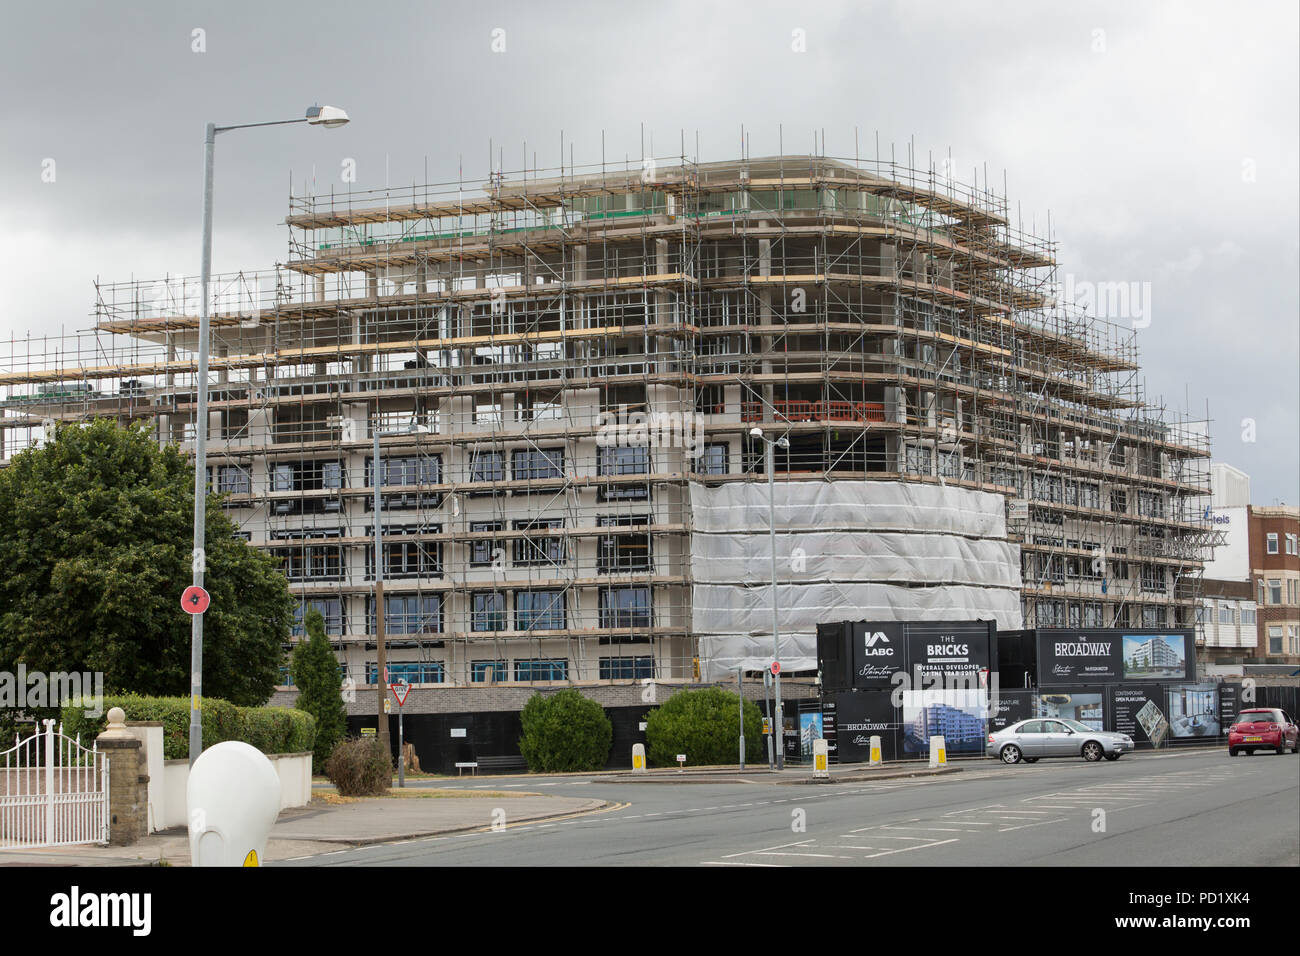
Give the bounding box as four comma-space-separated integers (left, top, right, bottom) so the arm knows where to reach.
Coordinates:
280, 749, 1299, 867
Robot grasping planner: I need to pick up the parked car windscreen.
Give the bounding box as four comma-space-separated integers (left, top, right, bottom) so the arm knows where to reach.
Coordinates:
1235, 711, 1279, 724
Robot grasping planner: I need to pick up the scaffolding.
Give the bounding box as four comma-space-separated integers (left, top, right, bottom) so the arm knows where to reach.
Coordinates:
0, 138, 1217, 687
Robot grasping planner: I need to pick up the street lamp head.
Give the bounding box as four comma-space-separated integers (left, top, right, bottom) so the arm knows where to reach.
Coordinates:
749, 427, 764, 439
775, 436, 790, 449
305, 104, 350, 128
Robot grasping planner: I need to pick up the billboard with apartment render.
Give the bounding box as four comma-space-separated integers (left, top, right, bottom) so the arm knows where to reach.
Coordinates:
1035, 629, 1195, 685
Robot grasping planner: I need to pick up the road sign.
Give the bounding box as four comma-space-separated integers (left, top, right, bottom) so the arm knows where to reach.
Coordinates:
770, 661, 781, 676
181, 585, 210, 615
391, 682, 411, 707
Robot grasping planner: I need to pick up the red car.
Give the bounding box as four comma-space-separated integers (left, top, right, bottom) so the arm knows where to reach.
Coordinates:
1228, 708, 1299, 756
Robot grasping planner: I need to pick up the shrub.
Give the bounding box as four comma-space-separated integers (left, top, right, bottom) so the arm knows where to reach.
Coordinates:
644, 687, 762, 767
290, 608, 348, 772
324, 737, 392, 796
61, 694, 315, 761
518, 690, 613, 773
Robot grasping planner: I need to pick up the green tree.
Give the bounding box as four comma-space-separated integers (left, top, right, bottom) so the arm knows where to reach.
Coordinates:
644, 687, 762, 767
291, 608, 347, 771
0, 420, 294, 720
518, 689, 613, 772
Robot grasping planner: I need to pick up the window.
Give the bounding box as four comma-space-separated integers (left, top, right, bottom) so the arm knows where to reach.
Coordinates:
367, 454, 442, 509
1219, 603, 1234, 625
512, 519, 566, 566
367, 525, 442, 579
599, 656, 655, 679
597, 515, 652, 572
1078, 483, 1100, 510
904, 444, 932, 476
1268, 625, 1283, 654
1287, 533, 1298, 555
269, 460, 346, 514
1141, 605, 1167, 627
1259, 580, 1267, 605
698, 443, 728, 476
1269, 579, 1282, 605
368, 593, 443, 634
471, 660, 508, 683
600, 586, 652, 628
515, 590, 565, 631
1290, 580, 1297, 605
1140, 564, 1166, 594
469, 449, 504, 486
598, 446, 650, 500
271, 531, 345, 581
469, 521, 503, 566
512, 447, 564, 481
367, 661, 444, 684
1266, 533, 1279, 554
292, 597, 345, 636
514, 659, 568, 682
1137, 491, 1164, 518
215, 464, 251, 495
471, 592, 506, 632
1241, 606, 1257, 625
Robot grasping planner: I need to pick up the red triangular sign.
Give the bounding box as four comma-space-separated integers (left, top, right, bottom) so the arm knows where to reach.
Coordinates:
391, 682, 410, 706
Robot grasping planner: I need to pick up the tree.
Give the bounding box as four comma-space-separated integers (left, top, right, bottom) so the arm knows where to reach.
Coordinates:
291, 608, 347, 771
644, 687, 762, 767
518, 689, 613, 772
0, 419, 294, 718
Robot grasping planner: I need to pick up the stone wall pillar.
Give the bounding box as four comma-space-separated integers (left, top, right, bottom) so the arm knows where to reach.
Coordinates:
96, 707, 149, 846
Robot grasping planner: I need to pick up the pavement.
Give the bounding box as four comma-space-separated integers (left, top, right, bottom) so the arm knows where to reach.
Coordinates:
0, 790, 609, 867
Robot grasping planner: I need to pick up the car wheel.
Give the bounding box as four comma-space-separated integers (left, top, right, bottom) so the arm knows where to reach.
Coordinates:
1104, 753, 1120, 761
1082, 741, 1104, 762
1229, 748, 1238, 757
1276, 741, 1287, 755
1000, 744, 1022, 765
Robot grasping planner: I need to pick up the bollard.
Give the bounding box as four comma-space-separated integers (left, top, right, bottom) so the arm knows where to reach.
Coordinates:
812, 739, 830, 779
869, 735, 883, 766
929, 735, 946, 768
632, 743, 646, 772
187, 741, 281, 867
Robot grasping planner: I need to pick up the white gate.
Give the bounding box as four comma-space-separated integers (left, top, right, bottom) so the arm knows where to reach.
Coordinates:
0, 719, 110, 848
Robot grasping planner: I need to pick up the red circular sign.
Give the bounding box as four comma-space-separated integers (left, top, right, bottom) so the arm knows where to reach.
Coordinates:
770, 661, 781, 676
181, 585, 210, 615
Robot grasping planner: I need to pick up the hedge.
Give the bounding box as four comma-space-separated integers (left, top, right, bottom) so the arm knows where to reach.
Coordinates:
644, 686, 763, 767
60, 693, 315, 760
518, 690, 613, 773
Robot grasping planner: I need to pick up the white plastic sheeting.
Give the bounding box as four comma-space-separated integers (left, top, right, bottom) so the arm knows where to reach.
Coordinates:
690, 480, 1022, 680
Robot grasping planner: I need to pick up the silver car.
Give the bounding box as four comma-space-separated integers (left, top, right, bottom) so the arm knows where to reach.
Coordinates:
986, 718, 1134, 764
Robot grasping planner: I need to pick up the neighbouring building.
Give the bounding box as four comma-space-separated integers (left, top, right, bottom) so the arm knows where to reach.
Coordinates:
1249, 504, 1300, 665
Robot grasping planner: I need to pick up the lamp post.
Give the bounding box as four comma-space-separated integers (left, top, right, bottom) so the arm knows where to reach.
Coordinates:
189, 105, 350, 767
750, 427, 789, 770
726, 664, 745, 770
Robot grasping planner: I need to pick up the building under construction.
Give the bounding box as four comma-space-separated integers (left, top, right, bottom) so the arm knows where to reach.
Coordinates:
0, 148, 1217, 699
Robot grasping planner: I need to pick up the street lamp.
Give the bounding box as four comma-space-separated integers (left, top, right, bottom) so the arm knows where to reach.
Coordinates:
726, 664, 746, 770
750, 426, 789, 770
188, 105, 350, 767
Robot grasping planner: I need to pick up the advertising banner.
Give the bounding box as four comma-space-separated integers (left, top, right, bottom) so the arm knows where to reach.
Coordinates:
1166, 683, 1222, 739
906, 622, 993, 686
832, 691, 899, 762
1218, 682, 1241, 728
988, 690, 1034, 734
902, 687, 988, 754
1109, 684, 1169, 748
1037, 629, 1194, 685
850, 621, 905, 687
1037, 686, 1106, 731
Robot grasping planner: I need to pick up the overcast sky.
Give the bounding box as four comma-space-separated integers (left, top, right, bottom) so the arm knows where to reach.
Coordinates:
1, 0, 1296, 502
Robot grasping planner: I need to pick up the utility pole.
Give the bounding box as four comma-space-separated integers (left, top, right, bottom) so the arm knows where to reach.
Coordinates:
373, 423, 391, 756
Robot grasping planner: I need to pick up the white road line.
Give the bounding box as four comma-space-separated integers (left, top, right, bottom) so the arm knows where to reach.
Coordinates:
722, 839, 812, 859
701, 860, 787, 867
861, 838, 959, 858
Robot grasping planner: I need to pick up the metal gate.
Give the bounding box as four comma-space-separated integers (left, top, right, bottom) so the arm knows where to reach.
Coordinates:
0, 719, 110, 848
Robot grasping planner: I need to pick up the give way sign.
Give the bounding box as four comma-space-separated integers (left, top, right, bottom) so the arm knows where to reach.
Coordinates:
390, 681, 411, 707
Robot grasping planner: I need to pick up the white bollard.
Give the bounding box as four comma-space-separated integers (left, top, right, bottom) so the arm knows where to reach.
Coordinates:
812, 739, 830, 778
631, 743, 647, 773
187, 741, 281, 867
869, 735, 883, 766
929, 735, 947, 768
